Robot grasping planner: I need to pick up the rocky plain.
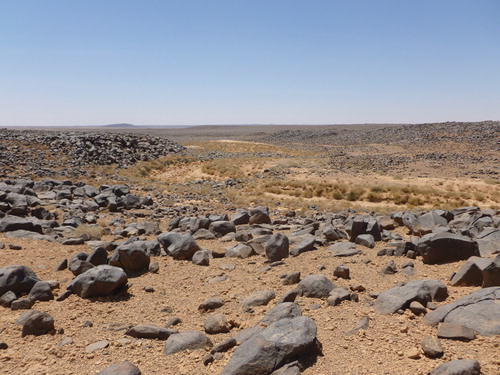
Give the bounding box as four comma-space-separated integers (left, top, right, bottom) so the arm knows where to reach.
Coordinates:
0, 121, 499, 375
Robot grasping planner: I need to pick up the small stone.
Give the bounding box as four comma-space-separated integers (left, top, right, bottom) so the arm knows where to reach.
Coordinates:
165, 317, 182, 328
381, 260, 397, 275
149, 262, 159, 273
406, 347, 420, 359
333, 265, 350, 279
409, 301, 427, 315
282, 271, 300, 285
421, 336, 443, 358
144, 286, 155, 293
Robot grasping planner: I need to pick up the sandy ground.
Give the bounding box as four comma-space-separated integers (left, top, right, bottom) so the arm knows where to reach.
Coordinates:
1, 229, 498, 375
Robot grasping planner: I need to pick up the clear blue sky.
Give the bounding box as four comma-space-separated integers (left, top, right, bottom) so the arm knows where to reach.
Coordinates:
1, 1, 498, 126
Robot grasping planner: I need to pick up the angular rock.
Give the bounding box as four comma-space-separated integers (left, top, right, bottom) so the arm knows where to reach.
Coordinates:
381, 260, 398, 275
69, 259, 95, 276
231, 210, 250, 225
475, 228, 500, 257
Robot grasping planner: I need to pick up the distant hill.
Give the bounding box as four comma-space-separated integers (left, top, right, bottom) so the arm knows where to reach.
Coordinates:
103, 123, 137, 128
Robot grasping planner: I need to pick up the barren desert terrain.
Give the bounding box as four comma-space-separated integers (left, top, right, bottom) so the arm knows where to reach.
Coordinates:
0, 121, 499, 375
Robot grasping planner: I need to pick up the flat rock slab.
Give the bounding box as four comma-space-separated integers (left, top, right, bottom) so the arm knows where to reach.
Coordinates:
374, 279, 448, 315
437, 322, 476, 341
85, 340, 109, 353
424, 287, 500, 336
328, 242, 363, 257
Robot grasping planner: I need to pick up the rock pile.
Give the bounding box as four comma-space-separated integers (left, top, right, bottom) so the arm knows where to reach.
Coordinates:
0, 129, 185, 176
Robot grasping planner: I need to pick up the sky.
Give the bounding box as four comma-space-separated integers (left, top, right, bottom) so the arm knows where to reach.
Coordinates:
0, 1, 498, 126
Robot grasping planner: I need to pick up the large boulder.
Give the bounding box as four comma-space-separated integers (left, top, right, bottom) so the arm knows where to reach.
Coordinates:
221, 316, 319, 375
374, 279, 448, 315
157, 232, 200, 260
66, 265, 128, 298
265, 233, 289, 262
417, 232, 479, 264
0, 265, 40, 296
424, 287, 500, 336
